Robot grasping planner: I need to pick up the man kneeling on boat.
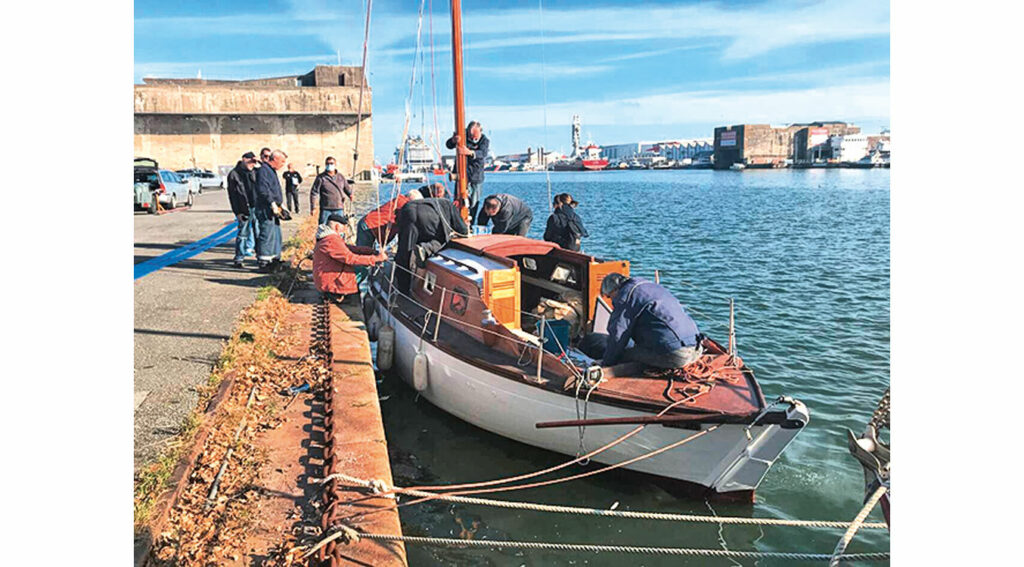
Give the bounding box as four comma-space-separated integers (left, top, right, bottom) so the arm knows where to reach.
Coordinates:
395, 197, 469, 293
314, 213, 387, 305
599, 273, 702, 369
477, 193, 533, 236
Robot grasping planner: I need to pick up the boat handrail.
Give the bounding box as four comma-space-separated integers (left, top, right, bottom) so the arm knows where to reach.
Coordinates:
376, 261, 551, 322
377, 278, 585, 379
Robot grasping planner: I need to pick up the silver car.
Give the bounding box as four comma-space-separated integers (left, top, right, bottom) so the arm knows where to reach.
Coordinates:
177, 169, 224, 191
142, 169, 195, 209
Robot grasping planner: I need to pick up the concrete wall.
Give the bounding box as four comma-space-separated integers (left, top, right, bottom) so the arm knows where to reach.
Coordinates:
134, 85, 370, 115
134, 76, 373, 175
134, 113, 373, 175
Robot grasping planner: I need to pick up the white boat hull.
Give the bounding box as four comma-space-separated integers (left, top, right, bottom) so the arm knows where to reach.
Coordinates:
370, 292, 808, 495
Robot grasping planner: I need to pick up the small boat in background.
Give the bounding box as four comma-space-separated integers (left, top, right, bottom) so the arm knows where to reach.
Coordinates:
729, 162, 746, 171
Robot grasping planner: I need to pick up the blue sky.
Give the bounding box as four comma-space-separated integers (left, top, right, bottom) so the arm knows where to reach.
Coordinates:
134, 0, 890, 162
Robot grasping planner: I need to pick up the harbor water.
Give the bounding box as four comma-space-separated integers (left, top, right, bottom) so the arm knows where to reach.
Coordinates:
357, 169, 890, 566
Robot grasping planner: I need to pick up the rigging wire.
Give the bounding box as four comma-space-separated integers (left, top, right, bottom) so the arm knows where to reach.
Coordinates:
539, 0, 553, 210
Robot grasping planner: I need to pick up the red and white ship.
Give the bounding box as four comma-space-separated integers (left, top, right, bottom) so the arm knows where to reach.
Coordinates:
549, 115, 609, 171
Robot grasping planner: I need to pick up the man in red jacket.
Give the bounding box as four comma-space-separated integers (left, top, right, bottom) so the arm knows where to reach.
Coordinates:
356, 183, 448, 249
313, 213, 387, 304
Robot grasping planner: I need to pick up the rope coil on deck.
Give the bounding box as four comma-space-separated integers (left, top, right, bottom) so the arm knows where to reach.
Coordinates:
313, 473, 889, 530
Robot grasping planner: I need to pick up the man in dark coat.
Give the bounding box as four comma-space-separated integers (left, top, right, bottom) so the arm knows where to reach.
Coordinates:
282, 163, 303, 214
254, 149, 287, 272
395, 198, 469, 293
446, 121, 489, 219
310, 156, 353, 226
600, 274, 702, 369
227, 152, 259, 267
543, 193, 589, 251
477, 193, 533, 235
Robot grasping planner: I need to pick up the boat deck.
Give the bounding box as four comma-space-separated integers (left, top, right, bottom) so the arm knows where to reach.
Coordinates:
390, 291, 764, 422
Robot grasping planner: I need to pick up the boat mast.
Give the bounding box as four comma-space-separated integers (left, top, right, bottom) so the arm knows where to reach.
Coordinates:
450, 0, 470, 222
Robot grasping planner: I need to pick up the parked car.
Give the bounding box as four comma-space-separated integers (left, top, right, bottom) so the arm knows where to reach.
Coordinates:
138, 168, 195, 210
174, 170, 205, 195
134, 157, 158, 213
177, 168, 224, 191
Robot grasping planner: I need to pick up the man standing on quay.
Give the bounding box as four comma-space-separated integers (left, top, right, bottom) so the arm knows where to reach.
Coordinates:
254, 149, 287, 272
310, 156, 353, 226
283, 163, 302, 214
227, 151, 259, 267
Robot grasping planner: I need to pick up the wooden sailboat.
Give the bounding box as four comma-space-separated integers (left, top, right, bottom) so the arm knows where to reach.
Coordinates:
364, 0, 809, 501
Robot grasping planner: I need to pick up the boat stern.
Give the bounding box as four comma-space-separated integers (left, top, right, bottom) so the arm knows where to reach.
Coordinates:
710, 398, 810, 496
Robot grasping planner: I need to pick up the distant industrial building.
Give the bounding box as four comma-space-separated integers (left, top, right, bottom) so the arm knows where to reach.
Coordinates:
713, 124, 795, 169
713, 122, 863, 169
602, 139, 712, 164
791, 122, 861, 164
829, 133, 869, 163
134, 65, 373, 178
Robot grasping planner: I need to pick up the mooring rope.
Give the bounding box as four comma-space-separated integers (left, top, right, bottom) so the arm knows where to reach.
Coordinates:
314, 473, 888, 529
828, 479, 889, 566
304, 530, 889, 562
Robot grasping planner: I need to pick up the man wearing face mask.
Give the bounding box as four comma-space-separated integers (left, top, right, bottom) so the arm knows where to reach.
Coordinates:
310, 156, 353, 226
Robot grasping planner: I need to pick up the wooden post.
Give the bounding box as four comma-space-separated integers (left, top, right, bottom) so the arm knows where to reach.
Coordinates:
536, 316, 546, 381
450, 0, 470, 223
729, 298, 736, 356
433, 287, 446, 342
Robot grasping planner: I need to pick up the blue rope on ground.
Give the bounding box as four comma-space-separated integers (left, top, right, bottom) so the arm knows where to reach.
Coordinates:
134, 222, 238, 280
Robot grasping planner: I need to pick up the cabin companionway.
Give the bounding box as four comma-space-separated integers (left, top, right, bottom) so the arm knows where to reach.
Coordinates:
365, 234, 809, 500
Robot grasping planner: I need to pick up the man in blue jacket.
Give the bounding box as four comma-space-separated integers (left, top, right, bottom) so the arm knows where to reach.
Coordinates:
446, 121, 489, 219
254, 149, 287, 272
600, 273, 702, 369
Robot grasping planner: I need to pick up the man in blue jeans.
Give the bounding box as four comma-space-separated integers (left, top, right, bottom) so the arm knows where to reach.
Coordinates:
227, 152, 258, 267
254, 149, 287, 272
310, 156, 353, 226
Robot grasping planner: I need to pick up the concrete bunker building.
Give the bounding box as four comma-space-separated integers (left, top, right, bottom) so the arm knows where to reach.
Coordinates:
134, 65, 373, 178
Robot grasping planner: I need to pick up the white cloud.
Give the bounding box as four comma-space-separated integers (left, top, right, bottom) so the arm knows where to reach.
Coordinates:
466, 63, 613, 78
373, 79, 891, 138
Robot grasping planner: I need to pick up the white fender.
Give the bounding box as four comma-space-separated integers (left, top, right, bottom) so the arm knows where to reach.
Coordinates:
413, 351, 429, 391
376, 325, 395, 371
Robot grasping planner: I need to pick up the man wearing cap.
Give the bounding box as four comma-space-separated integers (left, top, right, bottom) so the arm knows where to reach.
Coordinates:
477, 193, 533, 236
310, 156, 353, 226
543, 193, 589, 251
313, 213, 387, 305
599, 274, 702, 369
227, 151, 259, 267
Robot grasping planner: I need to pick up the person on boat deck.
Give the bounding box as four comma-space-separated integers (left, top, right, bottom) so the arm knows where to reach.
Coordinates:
477, 194, 534, 236
314, 213, 387, 305
543, 193, 589, 251
599, 273, 702, 369
356, 188, 433, 249
395, 197, 469, 293
446, 121, 489, 219
310, 156, 353, 226
416, 182, 448, 199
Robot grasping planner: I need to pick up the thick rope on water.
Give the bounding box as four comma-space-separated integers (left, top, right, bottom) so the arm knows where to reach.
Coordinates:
312, 473, 888, 530
828, 483, 889, 566
307, 530, 889, 562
